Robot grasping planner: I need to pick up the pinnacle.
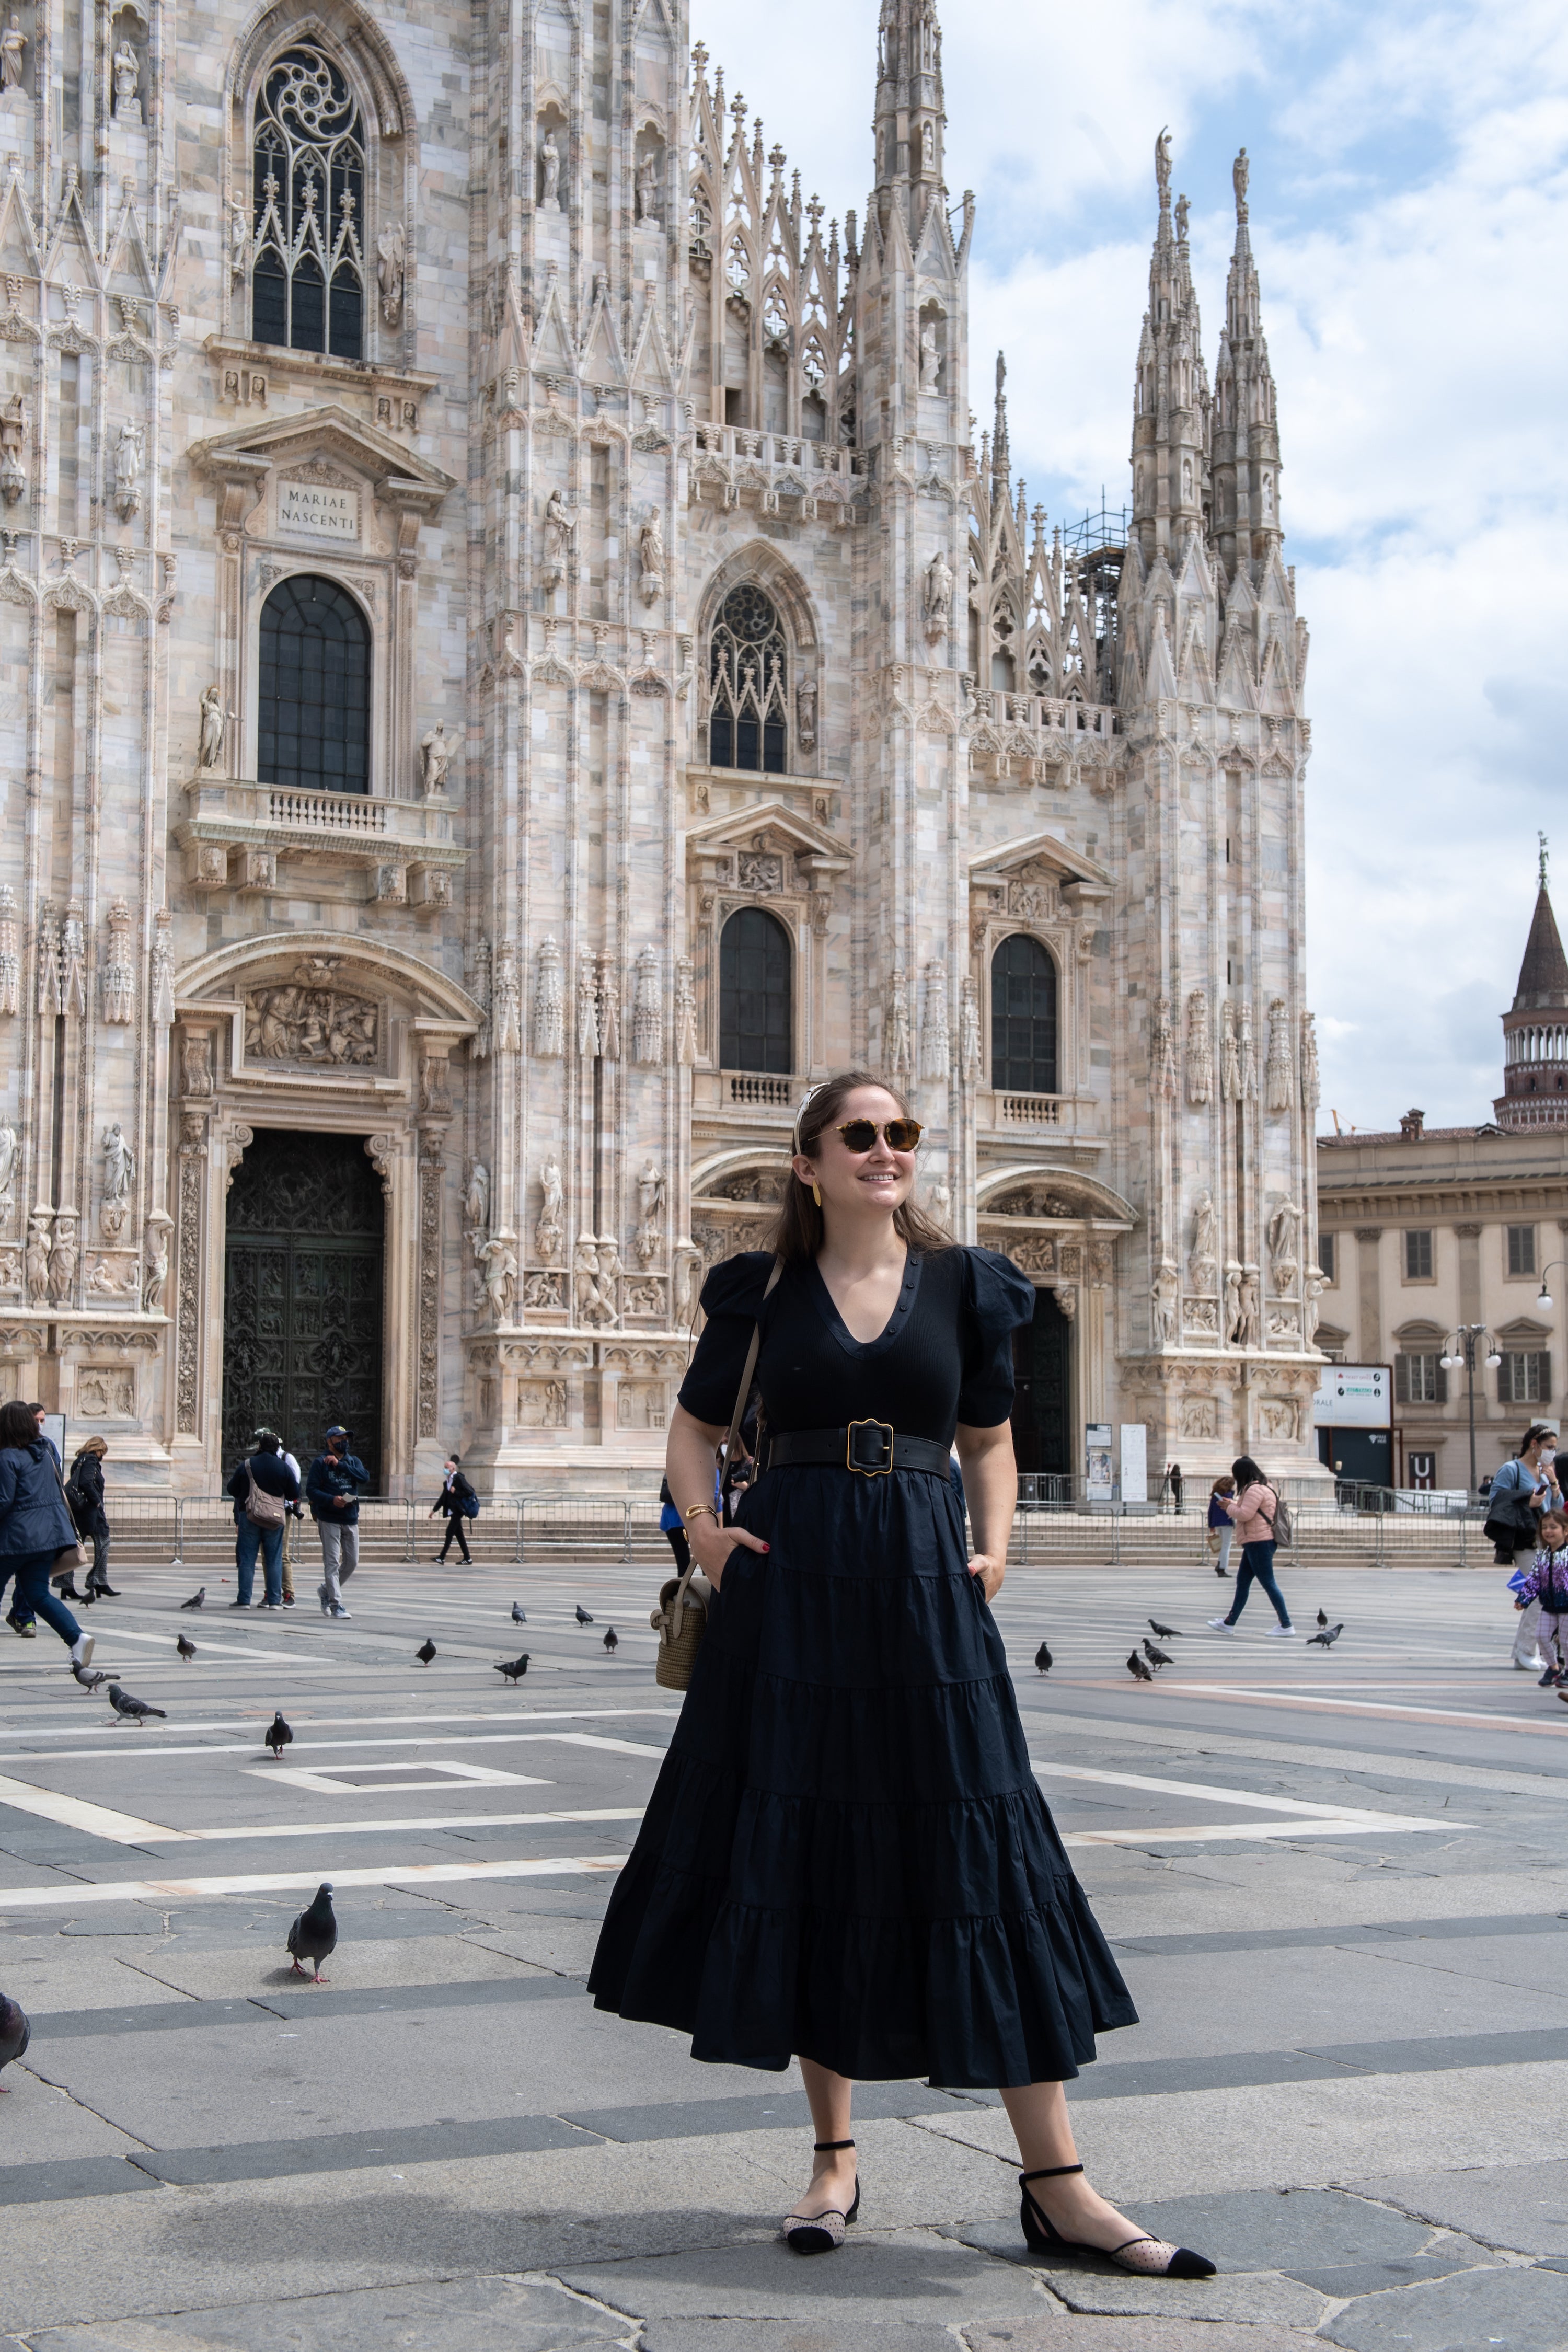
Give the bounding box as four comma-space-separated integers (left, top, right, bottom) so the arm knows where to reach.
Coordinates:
1511, 886, 1568, 1011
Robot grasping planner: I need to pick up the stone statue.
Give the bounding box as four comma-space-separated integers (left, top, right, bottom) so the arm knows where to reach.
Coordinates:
0, 14, 24, 92
541, 486, 575, 586
536, 1155, 564, 1262
480, 1230, 518, 1324
198, 682, 228, 771
635, 150, 660, 226
922, 547, 953, 643
1304, 1265, 1324, 1345
0, 393, 25, 506
795, 676, 817, 752
1220, 998, 1241, 1102
112, 422, 142, 521
463, 1160, 489, 1235
181, 1030, 212, 1097
143, 1217, 170, 1315
111, 36, 140, 122
919, 319, 940, 393
1150, 1258, 1179, 1348
1223, 1260, 1243, 1344
24, 1216, 48, 1304
1151, 995, 1177, 1097
0, 1116, 15, 1213
419, 721, 453, 795
48, 1215, 77, 1305
1186, 988, 1213, 1105
1174, 191, 1189, 242
638, 510, 664, 606
636, 1157, 665, 1264
102, 1123, 134, 1203
1155, 124, 1172, 203
539, 129, 561, 210
377, 220, 405, 327
230, 204, 250, 281
1187, 1189, 1216, 1290
573, 1232, 616, 1327
1236, 1264, 1261, 1350
1267, 1198, 1302, 1293
1233, 145, 1250, 222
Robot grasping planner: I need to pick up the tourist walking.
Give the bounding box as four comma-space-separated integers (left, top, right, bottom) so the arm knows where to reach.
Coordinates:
589, 1071, 1214, 2279
6, 1404, 59, 1636
307, 1424, 370, 1618
657, 1475, 690, 1578
0, 1400, 95, 1671
1491, 1426, 1560, 1667
1514, 1508, 1568, 1688
430, 1455, 477, 1562
1206, 1475, 1236, 1576
225, 1429, 299, 1608
1167, 1460, 1184, 1513
66, 1437, 119, 1598
1208, 1456, 1292, 1635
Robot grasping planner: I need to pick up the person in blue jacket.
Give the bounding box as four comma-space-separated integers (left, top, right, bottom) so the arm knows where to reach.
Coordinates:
306, 1424, 370, 1618
0, 1399, 95, 1670
224, 1429, 301, 1608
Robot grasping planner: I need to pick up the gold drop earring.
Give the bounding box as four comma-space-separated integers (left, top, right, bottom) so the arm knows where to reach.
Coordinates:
812, 1181, 822, 1207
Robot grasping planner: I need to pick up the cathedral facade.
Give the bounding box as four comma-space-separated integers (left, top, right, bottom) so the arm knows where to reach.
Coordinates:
0, 0, 1324, 1494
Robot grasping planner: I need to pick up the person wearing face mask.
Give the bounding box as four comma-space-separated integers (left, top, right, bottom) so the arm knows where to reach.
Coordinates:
1495, 1425, 1563, 1669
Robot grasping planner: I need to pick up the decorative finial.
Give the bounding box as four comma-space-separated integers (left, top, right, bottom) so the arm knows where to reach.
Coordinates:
995, 350, 1006, 397
1232, 145, 1249, 223
1540, 829, 1550, 891
1155, 126, 1172, 207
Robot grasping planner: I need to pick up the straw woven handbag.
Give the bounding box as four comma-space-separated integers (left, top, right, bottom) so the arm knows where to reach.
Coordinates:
650, 1258, 781, 1692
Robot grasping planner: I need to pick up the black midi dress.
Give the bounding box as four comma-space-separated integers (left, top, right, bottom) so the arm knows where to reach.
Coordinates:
587, 1244, 1137, 2088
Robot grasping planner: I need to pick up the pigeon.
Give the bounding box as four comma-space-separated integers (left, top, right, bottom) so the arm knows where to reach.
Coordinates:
1034, 1640, 1053, 1674
511, 1602, 527, 1624
416, 1638, 436, 1665
1143, 1639, 1174, 1670
1316, 1607, 1329, 1629
107, 1684, 166, 1724
1307, 1622, 1344, 1647
176, 1633, 197, 1661
266, 1712, 293, 1758
0, 1991, 29, 2088
72, 1662, 107, 1690
575, 1605, 594, 1625
77, 1585, 96, 1607
285, 1883, 337, 1984
1148, 1618, 1185, 1639
180, 1587, 206, 1612
494, 1654, 530, 1684
603, 1626, 618, 1653
1127, 1650, 1154, 1682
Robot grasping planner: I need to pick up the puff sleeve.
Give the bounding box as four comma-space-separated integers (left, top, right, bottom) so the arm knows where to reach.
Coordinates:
955, 1247, 1037, 1428
675, 1251, 776, 1426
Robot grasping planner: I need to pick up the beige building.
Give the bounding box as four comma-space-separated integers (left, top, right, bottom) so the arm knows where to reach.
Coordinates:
1316, 878, 1568, 1490
0, 0, 1322, 1494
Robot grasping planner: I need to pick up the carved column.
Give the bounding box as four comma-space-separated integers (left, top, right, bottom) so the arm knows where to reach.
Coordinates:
417, 1136, 444, 1442
174, 1109, 209, 1436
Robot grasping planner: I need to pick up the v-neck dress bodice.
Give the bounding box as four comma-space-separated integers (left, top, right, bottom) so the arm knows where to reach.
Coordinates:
587, 1245, 1136, 2086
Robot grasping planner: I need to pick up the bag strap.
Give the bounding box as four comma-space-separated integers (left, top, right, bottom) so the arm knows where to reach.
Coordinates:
666, 1258, 783, 1639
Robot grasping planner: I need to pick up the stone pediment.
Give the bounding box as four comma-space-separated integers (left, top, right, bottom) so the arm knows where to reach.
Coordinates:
188, 403, 456, 509
686, 800, 851, 902
174, 932, 481, 1033
975, 1163, 1137, 1227
969, 829, 1112, 893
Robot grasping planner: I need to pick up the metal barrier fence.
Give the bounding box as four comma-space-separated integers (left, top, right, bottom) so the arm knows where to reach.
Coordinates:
1008, 1500, 1496, 1569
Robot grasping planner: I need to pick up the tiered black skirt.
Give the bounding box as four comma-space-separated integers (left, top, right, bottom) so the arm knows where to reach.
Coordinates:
588, 1466, 1136, 2086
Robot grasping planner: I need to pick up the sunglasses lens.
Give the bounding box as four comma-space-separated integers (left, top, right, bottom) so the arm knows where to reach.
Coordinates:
838, 1121, 878, 1152
885, 1119, 922, 1151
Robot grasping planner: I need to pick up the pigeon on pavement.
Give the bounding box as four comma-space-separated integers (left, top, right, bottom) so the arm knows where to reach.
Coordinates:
1143, 1639, 1174, 1669
1127, 1650, 1154, 1682
1307, 1622, 1344, 1647
494, 1654, 530, 1684
575, 1604, 594, 1625
77, 1586, 96, 1607
1148, 1618, 1185, 1639
0, 1991, 29, 2086
176, 1634, 197, 1661
286, 1883, 337, 1984
266, 1712, 293, 1758
511, 1602, 527, 1624
1034, 1640, 1052, 1674
180, 1588, 206, 1611
72, 1662, 107, 1689
107, 1684, 166, 1723
1316, 1607, 1329, 1628
416, 1638, 436, 1665
603, 1626, 618, 1653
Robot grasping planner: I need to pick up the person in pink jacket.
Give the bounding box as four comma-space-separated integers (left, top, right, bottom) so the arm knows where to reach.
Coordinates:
1207, 1455, 1293, 1636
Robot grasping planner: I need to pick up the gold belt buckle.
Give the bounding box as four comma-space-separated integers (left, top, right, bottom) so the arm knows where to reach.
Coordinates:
846, 1419, 895, 1475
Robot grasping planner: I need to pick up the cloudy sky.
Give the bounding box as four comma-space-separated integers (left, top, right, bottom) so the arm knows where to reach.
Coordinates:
692, 0, 1568, 1133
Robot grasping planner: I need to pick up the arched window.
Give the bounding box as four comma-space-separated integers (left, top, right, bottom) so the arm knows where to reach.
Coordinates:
258, 576, 371, 794
252, 47, 366, 359
719, 908, 791, 1073
709, 585, 788, 773
991, 934, 1057, 1094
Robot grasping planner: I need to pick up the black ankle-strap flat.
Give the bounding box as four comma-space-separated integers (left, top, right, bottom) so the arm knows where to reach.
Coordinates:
782, 2138, 861, 2255
1019, 2164, 1215, 2279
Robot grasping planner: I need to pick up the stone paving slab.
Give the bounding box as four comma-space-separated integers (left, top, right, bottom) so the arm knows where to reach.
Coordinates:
24, 2276, 630, 2352
962, 2324, 1330, 2352
1321, 2260, 1568, 2350
554, 2229, 1050, 2326
641, 2325, 959, 2352
944, 2225, 1328, 2328
1349, 2155, 1568, 2256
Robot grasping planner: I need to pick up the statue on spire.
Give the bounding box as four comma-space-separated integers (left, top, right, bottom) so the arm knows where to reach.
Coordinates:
1232, 145, 1250, 223
1174, 192, 1189, 243
1540, 829, 1550, 891
1155, 126, 1172, 207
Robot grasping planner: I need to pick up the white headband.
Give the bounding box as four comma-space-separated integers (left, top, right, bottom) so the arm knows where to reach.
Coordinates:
792, 1081, 832, 1157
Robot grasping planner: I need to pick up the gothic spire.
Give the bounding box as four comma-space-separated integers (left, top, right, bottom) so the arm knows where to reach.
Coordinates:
991, 350, 1009, 504
873, 0, 946, 210
1212, 146, 1281, 580
1494, 845, 1568, 1126
1129, 129, 1207, 564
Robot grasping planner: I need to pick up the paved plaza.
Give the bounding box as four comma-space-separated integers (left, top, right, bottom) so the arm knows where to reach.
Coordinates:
1, 1546, 1566, 2351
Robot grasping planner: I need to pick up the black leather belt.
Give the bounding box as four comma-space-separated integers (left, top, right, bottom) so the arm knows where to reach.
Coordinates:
764, 1422, 952, 1478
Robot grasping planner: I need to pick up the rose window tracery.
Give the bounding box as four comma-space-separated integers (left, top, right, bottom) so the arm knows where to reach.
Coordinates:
252, 46, 366, 359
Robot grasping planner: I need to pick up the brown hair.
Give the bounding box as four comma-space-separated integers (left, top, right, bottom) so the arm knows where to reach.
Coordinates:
766, 1069, 954, 1268
0, 1399, 39, 1449
1210, 1475, 1235, 1496
76, 1435, 107, 1459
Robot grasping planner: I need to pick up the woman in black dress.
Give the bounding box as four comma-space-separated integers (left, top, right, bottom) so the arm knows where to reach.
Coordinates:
589, 1073, 1212, 2277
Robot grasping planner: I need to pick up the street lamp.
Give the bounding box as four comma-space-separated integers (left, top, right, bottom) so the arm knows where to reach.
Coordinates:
1535, 1260, 1568, 1312
1439, 1323, 1504, 1502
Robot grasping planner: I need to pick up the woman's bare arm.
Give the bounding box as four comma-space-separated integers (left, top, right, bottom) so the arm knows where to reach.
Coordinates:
664, 1403, 769, 1592
954, 1418, 1017, 1601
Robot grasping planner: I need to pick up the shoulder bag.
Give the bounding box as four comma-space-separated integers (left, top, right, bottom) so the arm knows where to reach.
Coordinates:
45, 1449, 87, 1576
1483, 1461, 1537, 1553
651, 1257, 782, 1691
245, 1465, 289, 1530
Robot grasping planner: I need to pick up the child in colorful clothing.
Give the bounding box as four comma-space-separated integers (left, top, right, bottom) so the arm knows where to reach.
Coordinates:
1516, 1511, 1568, 1688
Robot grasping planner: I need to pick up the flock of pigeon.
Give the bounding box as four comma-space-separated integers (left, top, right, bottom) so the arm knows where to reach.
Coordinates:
1027, 1608, 1346, 1684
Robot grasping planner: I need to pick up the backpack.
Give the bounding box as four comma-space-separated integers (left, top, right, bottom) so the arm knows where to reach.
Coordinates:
458, 1478, 480, 1520
244, 1463, 288, 1529
1266, 1486, 1294, 1548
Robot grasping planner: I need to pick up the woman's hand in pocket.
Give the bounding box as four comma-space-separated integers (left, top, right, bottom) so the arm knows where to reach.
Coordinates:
689, 1516, 769, 1594
967, 1552, 1005, 1604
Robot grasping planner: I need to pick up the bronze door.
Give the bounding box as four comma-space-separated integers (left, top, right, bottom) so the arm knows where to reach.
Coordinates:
223, 1129, 384, 1486
1011, 1286, 1071, 1478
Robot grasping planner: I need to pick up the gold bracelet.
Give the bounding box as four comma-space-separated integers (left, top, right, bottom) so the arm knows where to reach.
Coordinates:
683, 1503, 719, 1525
